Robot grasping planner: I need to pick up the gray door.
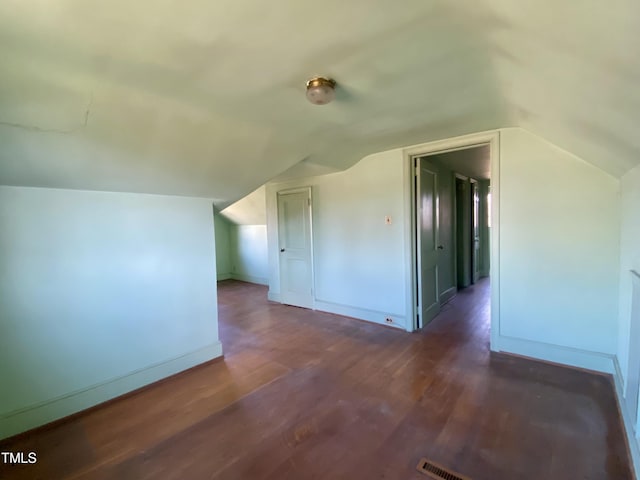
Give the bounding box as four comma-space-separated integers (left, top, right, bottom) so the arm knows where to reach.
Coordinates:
437, 171, 455, 303
416, 157, 440, 326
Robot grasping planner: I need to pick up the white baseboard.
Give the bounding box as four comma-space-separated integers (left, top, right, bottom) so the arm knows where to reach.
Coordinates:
496, 335, 616, 373
313, 299, 405, 330
267, 290, 281, 302
217, 273, 232, 281
0, 342, 223, 440
230, 273, 268, 286
614, 355, 627, 394
611, 355, 640, 479
268, 293, 406, 329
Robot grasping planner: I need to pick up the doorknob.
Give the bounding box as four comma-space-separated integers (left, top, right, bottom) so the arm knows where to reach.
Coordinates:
280, 248, 285, 252
437, 245, 444, 250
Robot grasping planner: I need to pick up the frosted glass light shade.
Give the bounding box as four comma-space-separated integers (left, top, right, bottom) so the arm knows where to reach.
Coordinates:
306, 77, 336, 105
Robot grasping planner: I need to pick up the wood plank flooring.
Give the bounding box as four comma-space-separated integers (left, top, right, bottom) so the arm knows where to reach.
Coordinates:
0, 279, 632, 479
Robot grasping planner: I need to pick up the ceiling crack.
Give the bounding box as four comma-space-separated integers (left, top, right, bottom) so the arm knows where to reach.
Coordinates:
0, 94, 93, 135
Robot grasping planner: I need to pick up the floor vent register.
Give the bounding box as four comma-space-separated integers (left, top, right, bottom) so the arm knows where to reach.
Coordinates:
416, 458, 470, 480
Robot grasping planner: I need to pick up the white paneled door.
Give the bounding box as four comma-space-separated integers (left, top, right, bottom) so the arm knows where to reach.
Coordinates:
277, 188, 313, 309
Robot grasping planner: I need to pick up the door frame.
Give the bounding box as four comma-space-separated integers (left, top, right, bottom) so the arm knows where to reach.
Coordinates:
276, 186, 315, 309
453, 172, 469, 293
470, 178, 480, 284
404, 131, 500, 351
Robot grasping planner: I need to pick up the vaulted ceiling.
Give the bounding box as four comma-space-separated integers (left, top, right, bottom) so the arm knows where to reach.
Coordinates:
1, 0, 638, 208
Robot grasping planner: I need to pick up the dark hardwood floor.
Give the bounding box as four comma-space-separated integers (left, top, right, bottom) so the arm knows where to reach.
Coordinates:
0, 279, 632, 479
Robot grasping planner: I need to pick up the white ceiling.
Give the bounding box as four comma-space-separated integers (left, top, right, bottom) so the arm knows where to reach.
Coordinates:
1, 0, 638, 207
219, 186, 266, 225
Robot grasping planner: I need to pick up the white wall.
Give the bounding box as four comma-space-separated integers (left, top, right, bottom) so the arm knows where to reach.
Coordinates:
214, 212, 232, 280
229, 225, 268, 285
617, 164, 640, 384
498, 129, 620, 363
0, 186, 222, 438
267, 148, 408, 328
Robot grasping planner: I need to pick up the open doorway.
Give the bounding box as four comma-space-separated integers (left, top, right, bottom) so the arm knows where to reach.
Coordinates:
213, 185, 271, 312
408, 133, 498, 346
455, 174, 490, 289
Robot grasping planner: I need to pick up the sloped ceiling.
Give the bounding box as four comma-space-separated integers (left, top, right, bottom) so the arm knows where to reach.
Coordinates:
219, 186, 266, 225
0, 0, 638, 208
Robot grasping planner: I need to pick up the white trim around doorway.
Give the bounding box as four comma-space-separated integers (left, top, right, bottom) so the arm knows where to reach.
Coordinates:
402, 130, 501, 351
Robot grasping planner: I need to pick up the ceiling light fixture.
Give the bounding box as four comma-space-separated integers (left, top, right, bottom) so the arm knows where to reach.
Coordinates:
306, 77, 336, 105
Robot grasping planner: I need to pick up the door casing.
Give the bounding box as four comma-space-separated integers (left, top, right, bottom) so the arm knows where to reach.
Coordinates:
404, 131, 500, 351
471, 179, 481, 284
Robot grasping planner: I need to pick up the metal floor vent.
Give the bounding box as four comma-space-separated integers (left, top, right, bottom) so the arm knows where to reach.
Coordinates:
416, 458, 470, 480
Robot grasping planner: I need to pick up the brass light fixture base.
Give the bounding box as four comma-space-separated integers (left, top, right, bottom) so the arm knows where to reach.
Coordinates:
305, 77, 337, 105
306, 77, 336, 89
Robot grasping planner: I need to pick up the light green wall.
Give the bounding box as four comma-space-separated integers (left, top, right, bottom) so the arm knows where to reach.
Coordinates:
214, 212, 232, 280
0, 186, 221, 438
266, 148, 407, 328
229, 225, 268, 285
617, 164, 640, 384
499, 128, 620, 355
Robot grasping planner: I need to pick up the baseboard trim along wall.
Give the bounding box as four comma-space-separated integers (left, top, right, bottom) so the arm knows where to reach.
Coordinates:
230, 273, 268, 285
0, 342, 223, 440
439, 286, 457, 305
314, 299, 406, 330
496, 335, 616, 374
267, 291, 281, 303
267, 292, 406, 329
217, 273, 232, 281
612, 356, 640, 479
